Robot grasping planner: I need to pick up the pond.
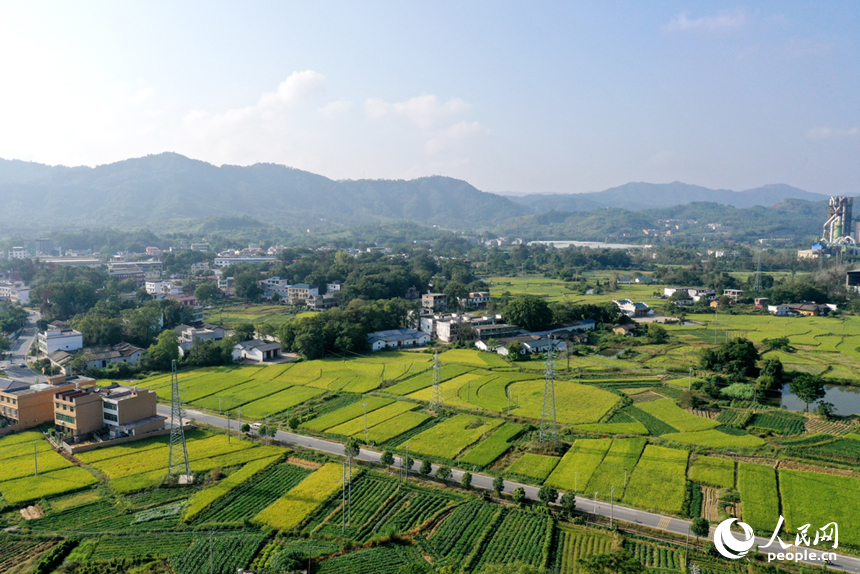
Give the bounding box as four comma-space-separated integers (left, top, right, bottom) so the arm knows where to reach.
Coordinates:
773, 383, 860, 415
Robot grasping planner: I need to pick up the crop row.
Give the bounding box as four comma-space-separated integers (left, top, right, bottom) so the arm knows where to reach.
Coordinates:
748, 411, 806, 435
328, 401, 417, 436
430, 501, 499, 566
473, 509, 552, 570
554, 528, 614, 574
623, 540, 684, 570
91, 532, 195, 560
170, 532, 266, 574
365, 411, 432, 445
184, 455, 281, 521
614, 406, 678, 436
254, 463, 344, 530
195, 462, 312, 524
0, 466, 98, 505
636, 399, 720, 433
362, 490, 453, 541
315, 543, 423, 574
314, 476, 399, 537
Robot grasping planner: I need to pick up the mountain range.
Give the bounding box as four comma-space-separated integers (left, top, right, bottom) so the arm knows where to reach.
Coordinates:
0, 153, 839, 235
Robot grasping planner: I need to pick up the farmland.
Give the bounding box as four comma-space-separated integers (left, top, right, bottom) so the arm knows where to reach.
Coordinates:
254, 462, 344, 530
553, 526, 615, 574
737, 463, 780, 533
635, 399, 720, 432
688, 456, 735, 488
507, 453, 560, 481
586, 438, 647, 501
459, 422, 523, 467
472, 508, 553, 570
397, 413, 503, 459
662, 428, 766, 449
545, 439, 612, 492
623, 445, 688, 514
780, 469, 860, 547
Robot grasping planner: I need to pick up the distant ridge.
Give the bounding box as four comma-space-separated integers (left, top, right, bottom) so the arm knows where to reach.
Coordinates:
506, 181, 830, 212
0, 154, 836, 232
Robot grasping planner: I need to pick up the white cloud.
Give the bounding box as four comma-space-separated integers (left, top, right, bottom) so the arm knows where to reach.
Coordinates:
127, 87, 154, 105
807, 126, 859, 140
365, 94, 468, 128
665, 9, 748, 32
257, 70, 326, 110
319, 99, 351, 118
425, 121, 485, 155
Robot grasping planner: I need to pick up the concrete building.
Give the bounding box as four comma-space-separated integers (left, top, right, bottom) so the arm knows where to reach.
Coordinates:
175, 324, 227, 353
473, 323, 523, 341
458, 291, 491, 308
287, 284, 319, 304
100, 384, 164, 438
768, 304, 791, 316
47, 342, 144, 374
422, 293, 448, 311
9, 247, 28, 259
723, 289, 745, 302
232, 339, 282, 362
191, 242, 212, 252
213, 256, 275, 268
476, 335, 566, 356
54, 382, 163, 439
1, 376, 90, 430
613, 299, 652, 318
0, 281, 30, 304
847, 269, 860, 294
37, 324, 84, 355
145, 280, 183, 297
367, 328, 430, 351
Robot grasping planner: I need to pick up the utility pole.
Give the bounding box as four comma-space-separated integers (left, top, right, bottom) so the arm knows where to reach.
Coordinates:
688, 367, 693, 391
218, 396, 221, 415
237, 408, 242, 440
624, 468, 627, 488
754, 250, 763, 293
265, 415, 269, 445
593, 492, 598, 514
610, 486, 614, 529
227, 411, 231, 444
405, 443, 410, 482
34, 440, 38, 476
363, 402, 368, 443
342, 462, 346, 533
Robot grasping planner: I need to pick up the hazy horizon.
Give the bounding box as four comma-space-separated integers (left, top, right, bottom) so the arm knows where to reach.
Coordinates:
1, 2, 858, 196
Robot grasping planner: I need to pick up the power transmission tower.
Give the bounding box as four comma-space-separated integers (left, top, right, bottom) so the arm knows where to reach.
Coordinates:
430, 351, 443, 410
539, 339, 558, 444
753, 250, 763, 293
168, 360, 192, 483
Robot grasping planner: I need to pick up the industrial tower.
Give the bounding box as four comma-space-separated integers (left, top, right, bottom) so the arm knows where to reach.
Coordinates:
167, 360, 192, 483
822, 196, 855, 244
540, 339, 558, 444
430, 351, 443, 410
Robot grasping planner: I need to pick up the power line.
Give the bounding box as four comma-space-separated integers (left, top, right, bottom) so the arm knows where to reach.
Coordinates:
430, 351, 443, 410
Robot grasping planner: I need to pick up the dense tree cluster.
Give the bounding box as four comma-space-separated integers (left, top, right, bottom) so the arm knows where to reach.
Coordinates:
699, 338, 760, 378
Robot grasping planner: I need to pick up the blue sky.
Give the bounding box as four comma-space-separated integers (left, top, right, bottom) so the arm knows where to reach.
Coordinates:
0, 2, 857, 195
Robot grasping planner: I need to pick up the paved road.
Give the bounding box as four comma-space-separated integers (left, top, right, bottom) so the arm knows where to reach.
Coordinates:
1, 310, 41, 383
160, 404, 859, 572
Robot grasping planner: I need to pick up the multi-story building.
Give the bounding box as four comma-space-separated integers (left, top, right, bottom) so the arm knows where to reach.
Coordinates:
190, 242, 212, 252
175, 324, 227, 353
213, 256, 275, 268
54, 382, 163, 439
37, 324, 84, 355
9, 247, 28, 259
287, 284, 319, 304
0, 281, 30, 304
0, 376, 90, 430
458, 291, 491, 308
145, 280, 183, 297
100, 384, 164, 438
422, 293, 447, 311
613, 299, 652, 318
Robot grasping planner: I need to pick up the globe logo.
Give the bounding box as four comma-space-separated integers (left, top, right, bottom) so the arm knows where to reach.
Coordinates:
714, 518, 757, 559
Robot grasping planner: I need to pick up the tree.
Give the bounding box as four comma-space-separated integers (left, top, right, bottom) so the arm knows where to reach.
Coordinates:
194, 282, 219, 304
240, 423, 250, 433
381, 450, 395, 469
287, 416, 300, 430
644, 323, 668, 344
578, 550, 645, 574
404, 455, 415, 472
0, 333, 10, 354
721, 383, 756, 401
691, 517, 710, 539
503, 296, 554, 331
420, 459, 432, 476
816, 401, 836, 420
538, 485, 559, 506
757, 357, 785, 391
233, 322, 256, 342
560, 491, 576, 519
789, 374, 826, 411
512, 487, 526, 506
506, 340, 526, 361
461, 471, 472, 490
258, 425, 267, 436
234, 271, 263, 301
145, 329, 180, 372
435, 466, 452, 483
344, 437, 361, 459
699, 338, 760, 378
493, 476, 505, 497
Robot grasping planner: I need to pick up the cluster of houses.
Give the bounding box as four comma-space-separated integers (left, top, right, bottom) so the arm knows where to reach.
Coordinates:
0, 280, 30, 304
1, 374, 165, 441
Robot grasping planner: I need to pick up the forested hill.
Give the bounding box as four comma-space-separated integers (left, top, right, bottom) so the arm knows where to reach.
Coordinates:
0, 154, 837, 238
506, 181, 828, 212
0, 153, 525, 231
495, 199, 827, 245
